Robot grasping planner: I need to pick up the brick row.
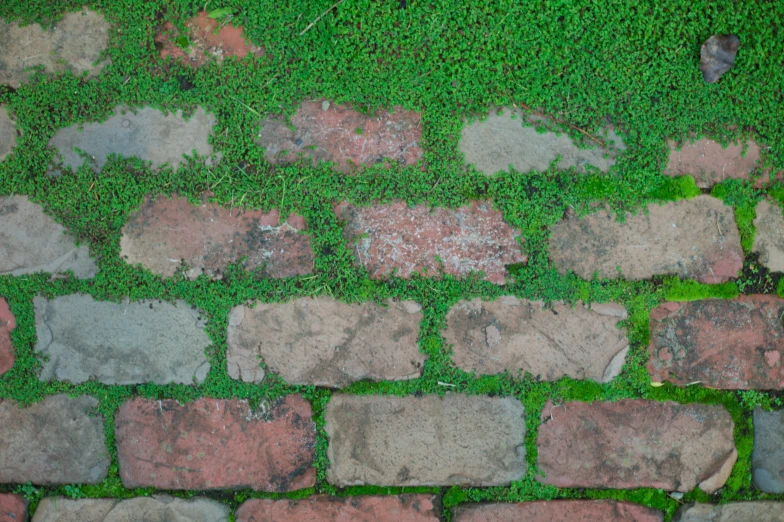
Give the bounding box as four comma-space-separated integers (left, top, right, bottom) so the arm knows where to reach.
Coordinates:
0, 394, 780, 513
15, 497, 784, 521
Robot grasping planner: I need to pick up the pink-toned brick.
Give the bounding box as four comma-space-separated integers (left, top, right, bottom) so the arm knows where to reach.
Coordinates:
116, 395, 316, 491
335, 200, 525, 284
648, 296, 784, 389
665, 138, 762, 188
454, 501, 663, 522
0, 493, 27, 522
258, 101, 422, 173
236, 495, 440, 522
0, 298, 15, 376
121, 194, 313, 279
537, 400, 737, 493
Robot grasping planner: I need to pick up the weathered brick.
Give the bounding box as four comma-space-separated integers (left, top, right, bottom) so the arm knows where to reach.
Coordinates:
665, 138, 762, 188
753, 200, 784, 273
648, 296, 784, 389
0, 395, 109, 485
454, 501, 663, 522
0, 298, 15, 376
155, 11, 264, 67
753, 407, 784, 493
445, 298, 628, 382
116, 395, 316, 491
32, 496, 229, 522
0, 9, 109, 88
236, 495, 440, 522
673, 502, 784, 522
0, 493, 26, 522
0, 107, 16, 161
537, 399, 736, 493
121, 194, 313, 279
258, 101, 422, 173
336, 200, 525, 284
50, 107, 215, 172
34, 294, 211, 385
326, 394, 526, 487
0, 196, 97, 278
460, 108, 626, 175
549, 196, 743, 283
227, 298, 424, 386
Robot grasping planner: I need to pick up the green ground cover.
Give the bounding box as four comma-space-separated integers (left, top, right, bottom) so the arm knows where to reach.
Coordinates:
1, 0, 783, 519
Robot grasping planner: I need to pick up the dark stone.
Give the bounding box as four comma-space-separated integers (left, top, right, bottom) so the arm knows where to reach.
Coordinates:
700, 35, 740, 83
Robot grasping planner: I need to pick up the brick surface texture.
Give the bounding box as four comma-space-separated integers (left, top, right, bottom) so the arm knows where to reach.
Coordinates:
227, 298, 424, 386
753, 200, 784, 272
0, 9, 109, 88
32, 495, 230, 522
0, 107, 16, 161
325, 394, 526, 487
155, 11, 264, 67
258, 101, 423, 173
672, 502, 784, 522
460, 108, 626, 175
121, 194, 313, 279
549, 196, 743, 283
0, 395, 109, 485
34, 295, 211, 385
445, 297, 629, 382
537, 399, 737, 493
0, 493, 27, 522
236, 495, 441, 522
0, 195, 97, 278
753, 407, 784, 493
50, 107, 215, 173
336, 200, 525, 284
0, 298, 15, 376
665, 138, 762, 188
453, 501, 664, 522
116, 395, 316, 491
648, 296, 784, 389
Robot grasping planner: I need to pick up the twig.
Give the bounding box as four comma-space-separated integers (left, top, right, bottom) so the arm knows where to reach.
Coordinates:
517, 102, 606, 148
300, 0, 346, 36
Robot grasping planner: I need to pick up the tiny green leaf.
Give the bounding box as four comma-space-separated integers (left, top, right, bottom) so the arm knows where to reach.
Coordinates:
208, 7, 233, 19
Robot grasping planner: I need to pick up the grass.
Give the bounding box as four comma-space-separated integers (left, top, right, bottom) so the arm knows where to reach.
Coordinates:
0, 0, 783, 520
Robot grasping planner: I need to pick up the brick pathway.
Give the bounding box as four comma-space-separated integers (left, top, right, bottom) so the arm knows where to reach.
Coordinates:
2, 6, 783, 521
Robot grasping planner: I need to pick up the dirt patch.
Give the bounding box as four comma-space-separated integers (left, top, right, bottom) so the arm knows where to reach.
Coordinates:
155, 11, 264, 67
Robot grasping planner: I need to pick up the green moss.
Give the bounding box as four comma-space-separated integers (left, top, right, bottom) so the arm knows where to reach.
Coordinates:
0, 0, 783, 519
663, 277, 739, 301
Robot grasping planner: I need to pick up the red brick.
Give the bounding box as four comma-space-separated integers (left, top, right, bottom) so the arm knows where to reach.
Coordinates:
155, 11, 264, 67
537, 399, 736, 493
258, 101, 422, 173
0, 298, 15, 376
116, 395, 316, 491
454, 501, 663, 522
665, 138, 762, 188
648, 296, 784, 389
0, 493, 27, 522
236, 495, 440, 522
335, 200, 525, 284
121, 194, 314, 279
